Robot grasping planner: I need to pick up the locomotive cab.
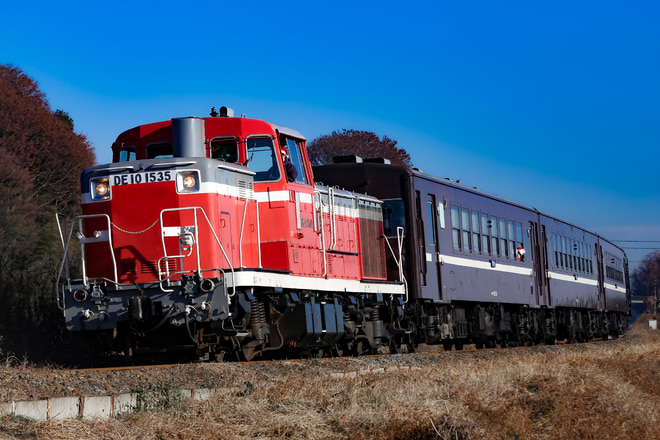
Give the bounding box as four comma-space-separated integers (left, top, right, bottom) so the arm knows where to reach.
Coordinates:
57, 109, 405, 362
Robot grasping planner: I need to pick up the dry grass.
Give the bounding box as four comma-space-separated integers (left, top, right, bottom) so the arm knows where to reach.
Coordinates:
2, 330, 660, 440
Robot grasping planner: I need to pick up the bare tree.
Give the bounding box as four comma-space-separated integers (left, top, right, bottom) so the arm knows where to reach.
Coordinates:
631, 250, 660, 301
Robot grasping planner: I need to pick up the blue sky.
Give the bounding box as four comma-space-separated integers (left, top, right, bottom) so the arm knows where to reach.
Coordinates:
2, 0, 659, 271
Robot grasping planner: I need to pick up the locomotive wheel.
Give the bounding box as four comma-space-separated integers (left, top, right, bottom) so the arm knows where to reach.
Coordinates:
238, 340, 262, 362
352, 337, 375, 357
332, 343, 349, 357
388, 336, 402, 354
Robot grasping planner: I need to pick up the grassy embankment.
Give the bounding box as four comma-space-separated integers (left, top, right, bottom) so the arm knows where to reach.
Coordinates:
1, 320, 659, 440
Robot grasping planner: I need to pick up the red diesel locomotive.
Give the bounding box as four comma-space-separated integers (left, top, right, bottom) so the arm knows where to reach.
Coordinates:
57, 107, 406, 360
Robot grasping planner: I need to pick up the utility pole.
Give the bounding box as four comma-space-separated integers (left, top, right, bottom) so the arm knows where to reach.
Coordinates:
655, 278, 658, 323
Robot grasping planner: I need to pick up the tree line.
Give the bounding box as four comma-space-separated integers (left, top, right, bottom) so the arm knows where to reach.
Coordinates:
0, 65, 95, 359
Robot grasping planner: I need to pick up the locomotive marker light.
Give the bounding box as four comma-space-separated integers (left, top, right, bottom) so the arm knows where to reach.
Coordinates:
73, 289, 87, 302
200, 278, 215, 292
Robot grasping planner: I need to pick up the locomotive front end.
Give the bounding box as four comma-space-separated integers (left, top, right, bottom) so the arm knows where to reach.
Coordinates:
57, 117, 258, 357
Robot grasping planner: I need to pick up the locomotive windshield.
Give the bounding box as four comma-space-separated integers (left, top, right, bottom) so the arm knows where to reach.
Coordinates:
247, 137, 280, 181
147, 142, 173, 159
210, 137, 238, 163
119, 146, 136, 162
383, 199, 406, 237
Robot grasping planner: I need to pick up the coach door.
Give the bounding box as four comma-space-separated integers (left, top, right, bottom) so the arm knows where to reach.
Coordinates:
418, 192, 442, 301
530, 222, 550, 306
595, 243, 606, 309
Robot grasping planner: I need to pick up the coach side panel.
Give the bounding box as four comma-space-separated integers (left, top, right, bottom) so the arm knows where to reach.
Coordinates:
541, 215, 601, 310
412, 176, 539, 307
598, 239, 629, 312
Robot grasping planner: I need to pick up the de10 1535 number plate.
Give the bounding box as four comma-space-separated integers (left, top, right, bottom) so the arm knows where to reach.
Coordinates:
112, 171, 173, 186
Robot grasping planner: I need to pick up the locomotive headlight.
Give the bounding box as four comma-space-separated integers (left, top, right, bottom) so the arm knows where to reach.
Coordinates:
183, 175, 196, 188
91, 178, 111, 200
177, 171, 200, 193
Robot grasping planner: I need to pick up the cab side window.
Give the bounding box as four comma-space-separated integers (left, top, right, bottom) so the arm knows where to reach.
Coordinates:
285, 138, 309, 185
247, 137, 280, 182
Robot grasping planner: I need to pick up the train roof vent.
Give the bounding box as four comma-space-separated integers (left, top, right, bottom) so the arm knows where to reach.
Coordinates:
364, 158, 391, 165
333, 155, 363, 163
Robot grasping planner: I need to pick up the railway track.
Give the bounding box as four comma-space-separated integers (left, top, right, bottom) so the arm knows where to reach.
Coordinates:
65, 337, 618, 373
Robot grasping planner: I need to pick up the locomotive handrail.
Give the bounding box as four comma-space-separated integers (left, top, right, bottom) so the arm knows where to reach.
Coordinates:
55, 213, 118, 310
77, 214, 119, 287
55, 213, 70, 310
146, 160, 196, 169
238, 187, 251, 268
328, 187, 337, 250
382, 226, 409, 303
314, 189, 328, 277
158, 207, 236, 296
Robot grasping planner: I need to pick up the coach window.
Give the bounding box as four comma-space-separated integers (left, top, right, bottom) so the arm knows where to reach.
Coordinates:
585, 244, 590, 273
524, 226, 532, 263
481, 214, 491, 255
571, 240, 578, 270
427, 200, 436, 245
472, 211, 481, 254
515, 223, 524, 261
147, 142, 173, 159
451, 206, 461, 251
461, 208, 471, 252
247, 137, 280, 182
285, 138, 310, 185
119, 145, 136, 162
578, 243, 583, 272
499, 219, 507, 258
210, 137, 238, 162
490, 216, 499, 257
507, 221, 515, 260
